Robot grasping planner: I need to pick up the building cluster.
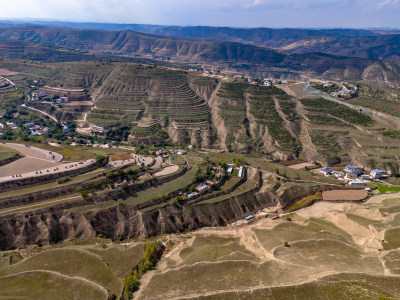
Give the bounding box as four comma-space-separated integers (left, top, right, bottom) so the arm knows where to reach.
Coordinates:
5, 121, 18, 130
329, 82, 358, 98
320, 164, 390, 186
187, 165, 228, 200
31, 91, 70, 104
25, 122, 49, 135
247, 77, 287, 86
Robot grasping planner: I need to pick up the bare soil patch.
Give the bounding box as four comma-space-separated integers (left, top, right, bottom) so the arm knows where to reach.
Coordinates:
0, 158, 63, 177
0, 69, 18, 76
288, 162, 315, 169
154, 165, 180, 177
322, 189, 368, 201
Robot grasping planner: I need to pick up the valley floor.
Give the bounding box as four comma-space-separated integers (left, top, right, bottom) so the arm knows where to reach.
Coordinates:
134, 192, 400, 299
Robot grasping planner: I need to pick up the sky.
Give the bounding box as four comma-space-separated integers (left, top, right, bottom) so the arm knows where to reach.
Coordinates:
0, 0, 399, 28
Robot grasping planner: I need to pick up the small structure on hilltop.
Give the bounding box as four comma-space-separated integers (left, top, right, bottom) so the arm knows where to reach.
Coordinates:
92, 126, 105, 134
238, 166, 244, 178
174, 149, 187, 155
245, 215, 254, 221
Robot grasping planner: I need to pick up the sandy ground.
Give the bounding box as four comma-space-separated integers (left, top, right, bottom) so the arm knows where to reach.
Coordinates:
131, 154, 153, 166
366, 191, 400, 204
322, 189, 368, 201
136, 187, 400, 299
288, 162, 315, 169
1, 143, 63, 161
0, 158, 63, 178
152, 156, 163, 169
154, 165, 180, 177
105, 155, 153, 169
0, 160, 95, 183
0, 143, 66, 178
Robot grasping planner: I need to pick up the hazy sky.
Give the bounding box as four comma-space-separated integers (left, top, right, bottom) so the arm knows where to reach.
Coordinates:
0, 0, 399, 28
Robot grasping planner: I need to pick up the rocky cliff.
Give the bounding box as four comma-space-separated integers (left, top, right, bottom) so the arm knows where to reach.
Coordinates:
0, 183, 321, 250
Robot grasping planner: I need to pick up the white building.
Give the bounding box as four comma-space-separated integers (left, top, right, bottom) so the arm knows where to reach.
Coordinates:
320, 167, 332, 176
370, 169, 389, 179
332, 171, 344, 178
349, 178, 366, 186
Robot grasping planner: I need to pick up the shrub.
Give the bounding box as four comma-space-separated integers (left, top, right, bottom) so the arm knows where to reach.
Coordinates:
122, 240, 164, 299
283, 241, 290, 247
95, 154, 108, 165
57, 176, 71, 184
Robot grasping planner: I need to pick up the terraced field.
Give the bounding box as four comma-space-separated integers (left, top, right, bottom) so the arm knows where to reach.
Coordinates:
136, 193, 400, 299
2, 59, 400, 167
0, 240, 145, 299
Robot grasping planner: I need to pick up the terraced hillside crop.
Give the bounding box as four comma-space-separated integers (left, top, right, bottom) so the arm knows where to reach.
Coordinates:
210, 83, 301, 158
2, 59, 400, 167
0, 76, 14, 95
58, 63, 213, 146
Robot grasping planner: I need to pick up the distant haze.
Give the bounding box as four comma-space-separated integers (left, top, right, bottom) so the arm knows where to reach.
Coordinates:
0, 0, 399, 29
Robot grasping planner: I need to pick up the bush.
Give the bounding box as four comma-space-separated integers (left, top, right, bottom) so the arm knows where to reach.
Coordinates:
122, 240, 164, 299
57, 176, 71, 184
283, 241, 290, 247
95, 154, 108, 165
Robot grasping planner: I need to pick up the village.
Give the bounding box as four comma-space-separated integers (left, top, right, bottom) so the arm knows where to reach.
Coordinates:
319, 164, 390, 189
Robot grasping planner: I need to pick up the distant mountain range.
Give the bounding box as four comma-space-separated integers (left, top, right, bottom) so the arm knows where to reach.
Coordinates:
0, 23, 400, 85
1, 20, 400, 62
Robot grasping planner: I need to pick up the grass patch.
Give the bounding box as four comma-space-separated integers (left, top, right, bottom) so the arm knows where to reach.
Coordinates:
123, 167, 197, 206
288, 192, 322, 211
375, 183, 400, 194
0, 144, 18, 161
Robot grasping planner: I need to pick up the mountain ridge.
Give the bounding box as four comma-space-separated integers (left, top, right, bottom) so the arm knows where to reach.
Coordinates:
1, 27, 400, 86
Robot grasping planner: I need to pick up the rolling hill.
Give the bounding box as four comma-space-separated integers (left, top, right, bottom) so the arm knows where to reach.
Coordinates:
1, 27, 400, 86
138, 26, 400, 62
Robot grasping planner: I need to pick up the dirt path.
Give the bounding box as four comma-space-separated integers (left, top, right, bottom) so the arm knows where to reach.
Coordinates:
21, 104, 58, 122
0, 270, 109, 298
245, 93, 275, 153
273, 96, 297, 139
293, 98, 321, 162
